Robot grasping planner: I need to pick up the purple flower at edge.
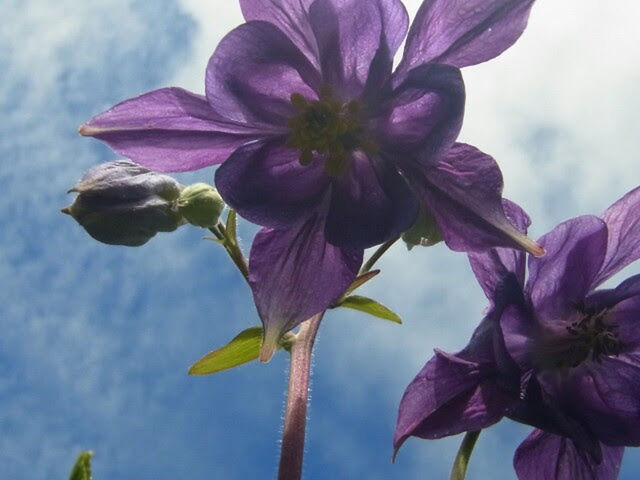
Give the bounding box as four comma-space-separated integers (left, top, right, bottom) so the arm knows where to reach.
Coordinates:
394, 187, 640, 479
79, 0, 541, 360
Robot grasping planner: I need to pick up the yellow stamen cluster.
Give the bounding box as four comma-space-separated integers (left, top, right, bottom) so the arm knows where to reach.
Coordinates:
286, 86, 376, 176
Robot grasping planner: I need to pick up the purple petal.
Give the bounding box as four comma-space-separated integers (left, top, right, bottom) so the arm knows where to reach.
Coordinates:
79, 88, 266, 172
585, 274, 640, 316
239, 0, 320, 68
206, 21, 321, 127
374, 63, 464, 160
594, 186, 640, 286
567, 352, 640, 446
514, 430, 623, 480
408, 143, 544, 256
249, 216, 362, 361
469, 199, 531, 301
308, 0, 408, 97
499, 304, 535, 371
397, 0, 536, 74
606, 286, 640, 351
215, 141, 329, 228
394, 349, 514, 453
325, 152, 418, 249
526, 216, 608, 323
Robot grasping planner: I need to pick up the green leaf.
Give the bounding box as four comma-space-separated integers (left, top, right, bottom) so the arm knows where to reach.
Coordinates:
225, 209, 237, 245
332, 270, 380, 307
344, 270, 380, 296
339, 295, 402, 324
69, 451, 93, 480
189, 326, 263, 375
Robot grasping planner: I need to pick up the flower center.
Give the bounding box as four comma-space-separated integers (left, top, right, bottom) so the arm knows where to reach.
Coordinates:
550, 305, 621, 369
286, 86, 376, 176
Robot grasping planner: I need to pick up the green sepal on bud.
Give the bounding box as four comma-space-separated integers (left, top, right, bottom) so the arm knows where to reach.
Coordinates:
177, 182, 225, 228
62, 160, 183, 246
402, 206, 443, 250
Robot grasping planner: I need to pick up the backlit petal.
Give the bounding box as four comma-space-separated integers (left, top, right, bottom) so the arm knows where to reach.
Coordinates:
249, 216, 362, 361
398, 0, 536, 73
206, 21, 321, 127
514, 430, 623, 480
594, 186, 640, 286
215, 140, 329, 229
325, 152, 418, 249
409, 143, 543, 255
79, 88, 267, 172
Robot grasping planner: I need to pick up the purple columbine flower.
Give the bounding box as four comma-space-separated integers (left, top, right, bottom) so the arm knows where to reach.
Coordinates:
79, 0, 541, 359
394, 187, 640, 479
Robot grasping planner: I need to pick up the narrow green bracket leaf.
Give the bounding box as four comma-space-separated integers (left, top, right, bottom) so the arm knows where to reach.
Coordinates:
344, 270, 380, 297
189, 326, 263, 375
339, 295, 402, 324
69, 451, 93, 480
225, 209, 237, 245
333, 270, 380, 306
203, 236, 225, 244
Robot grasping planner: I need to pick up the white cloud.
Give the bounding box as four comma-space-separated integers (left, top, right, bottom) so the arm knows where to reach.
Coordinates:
4, 0, 640, 479
165, 1, 640, 478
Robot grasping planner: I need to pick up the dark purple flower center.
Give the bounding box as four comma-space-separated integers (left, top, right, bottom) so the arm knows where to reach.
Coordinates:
540, 305, 621, 369
286, 86, 377, 176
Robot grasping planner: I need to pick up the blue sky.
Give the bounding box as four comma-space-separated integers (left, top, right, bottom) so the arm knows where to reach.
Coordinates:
2, 1, 640, 479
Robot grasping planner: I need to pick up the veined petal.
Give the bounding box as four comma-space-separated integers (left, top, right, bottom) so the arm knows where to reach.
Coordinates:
393, 349, 514, 454
375, 63, 464, 160
79, 88, 267, 172
249, 217, 362, 361
585, 274, 640, 316
408, 143, 544, 256
526, 216, 608, 323
325, 152, 418, 249
206, 21, 321, 127
215, 140, 329, 228
397, 0, 536, 74
610, 287, 640, 351
308, 0, 408, 97
500, 304, 535, 371
239, 0, 320, 68
567, 352, 640, 446
594, 186, 640, 286
514, 430, 623, 480
468, 199, 531, 301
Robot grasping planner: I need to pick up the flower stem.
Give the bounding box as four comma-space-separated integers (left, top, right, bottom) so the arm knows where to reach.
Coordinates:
450, 431, 481, 480
278, 313, 323, 480
208, 223, 250, 283
359, 236, 399, 275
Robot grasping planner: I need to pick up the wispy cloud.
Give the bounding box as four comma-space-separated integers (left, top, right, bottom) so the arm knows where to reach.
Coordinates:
3, 1, 640, 479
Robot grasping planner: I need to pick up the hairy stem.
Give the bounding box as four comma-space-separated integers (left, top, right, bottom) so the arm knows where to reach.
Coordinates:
450, 431, 481, 480
359, 236, 399, 275
208, 223, 249, 282
278, 313, 323, 480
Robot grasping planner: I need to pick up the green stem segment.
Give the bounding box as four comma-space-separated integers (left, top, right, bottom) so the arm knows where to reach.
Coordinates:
359, 236, 399, 275
450, 431, 481, 480
209, 222, 249, 282
278, 313, 323, 480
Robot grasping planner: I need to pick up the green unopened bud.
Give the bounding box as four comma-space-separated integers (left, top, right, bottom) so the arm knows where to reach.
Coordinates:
177, 183, 225, 228
62, 160, 183, 246
402, 206, 443, 250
